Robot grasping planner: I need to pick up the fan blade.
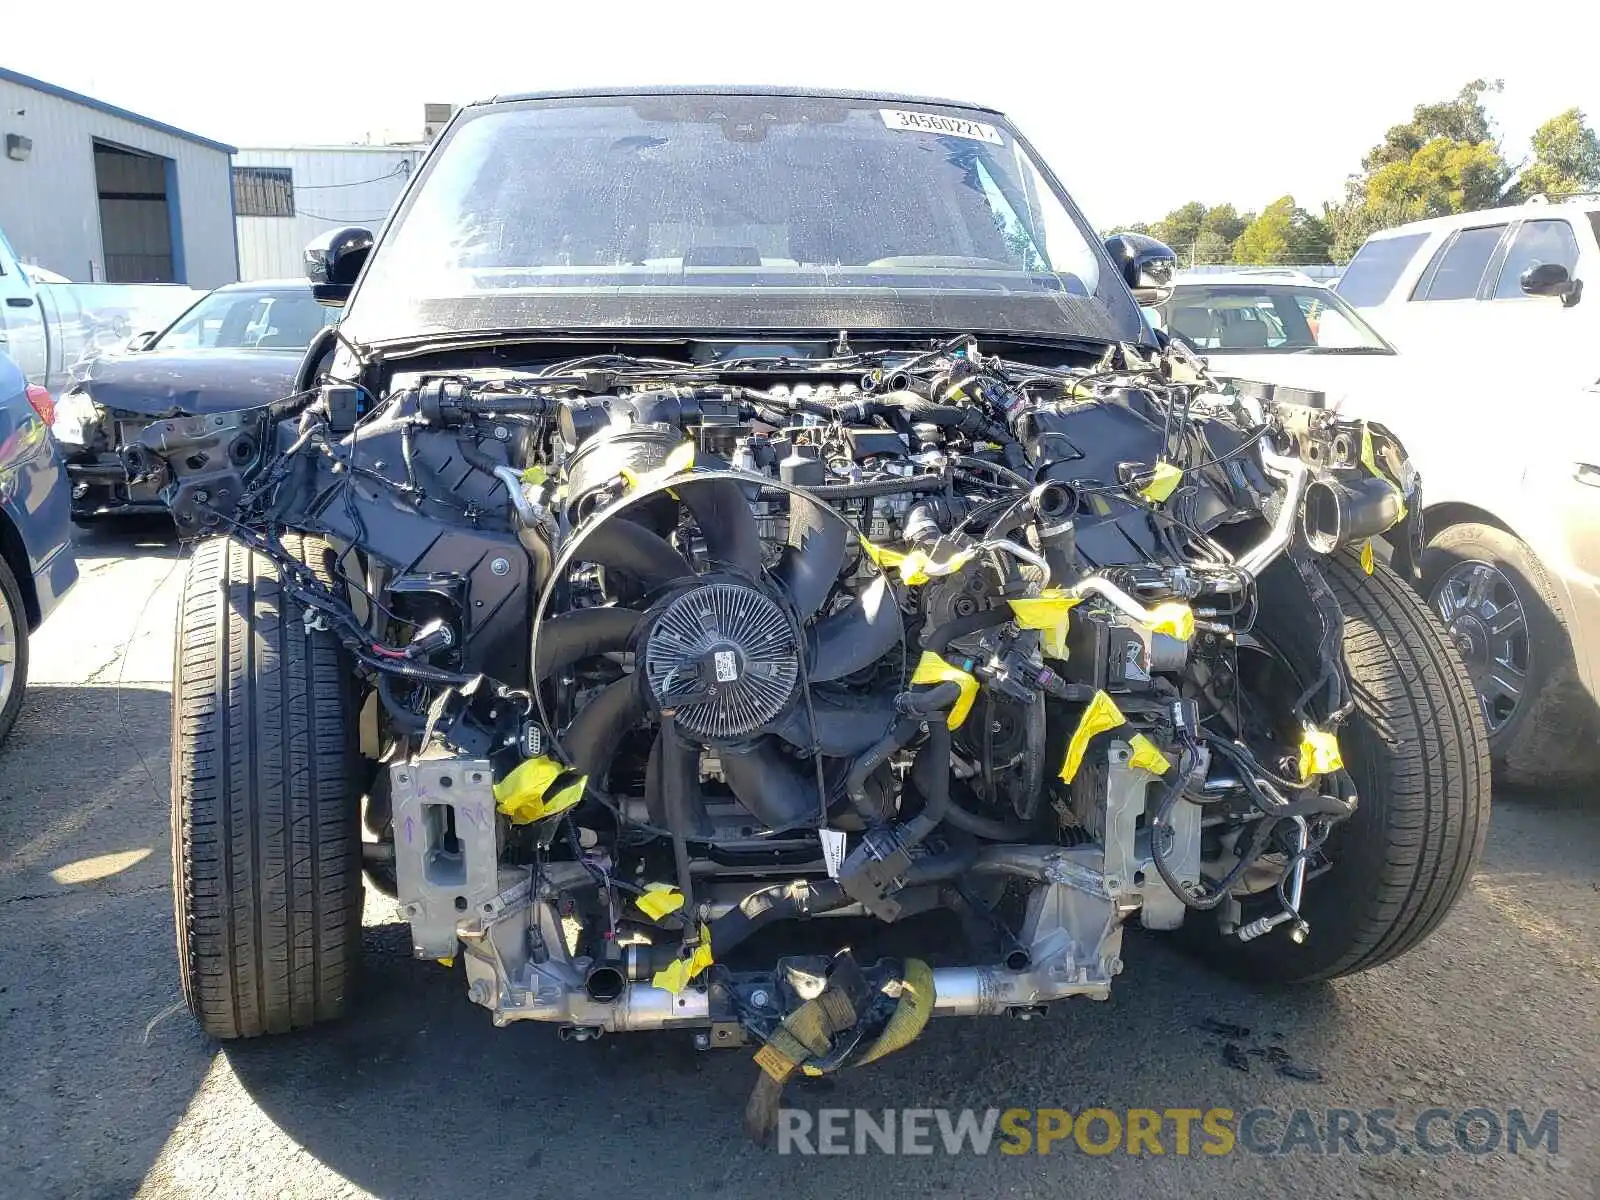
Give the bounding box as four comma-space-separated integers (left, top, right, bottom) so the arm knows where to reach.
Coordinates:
772, 495, 846, 620
772, 690, 896, 757
721, 738, 822, 830
534, 607, 640, 680
581, 517, 692, 590
807, 576, 902, 682
677, 477, 763, 576
563, 677, 644, 784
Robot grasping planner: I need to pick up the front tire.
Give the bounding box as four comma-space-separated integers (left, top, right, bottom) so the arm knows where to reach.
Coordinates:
1188, 554, 1490, 983
171, 534, 363, 1038
1422, 521, 1600, 788
0, 553, 29, 747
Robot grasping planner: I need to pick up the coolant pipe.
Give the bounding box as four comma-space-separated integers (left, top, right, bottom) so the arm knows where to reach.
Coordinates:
492, 465, 539, 525
1234, 444, 1310, 579
1070, 575, 1158, 623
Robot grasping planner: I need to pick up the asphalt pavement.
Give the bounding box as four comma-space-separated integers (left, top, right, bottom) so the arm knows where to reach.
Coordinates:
1, 520, 1596, 1200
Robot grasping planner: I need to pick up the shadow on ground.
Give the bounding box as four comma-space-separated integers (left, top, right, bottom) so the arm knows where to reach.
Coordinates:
0, 683, 214, 1200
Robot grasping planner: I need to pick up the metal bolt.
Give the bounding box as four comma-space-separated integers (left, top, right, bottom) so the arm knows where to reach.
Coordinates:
750, 989, 770, 1009
493, 425, 510, 441
693, 1032, 711, 1050
490, 557, 510, 576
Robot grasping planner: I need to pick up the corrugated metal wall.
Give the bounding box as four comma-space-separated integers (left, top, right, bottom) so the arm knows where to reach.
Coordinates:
0, 76, 237, 287
234, 147, 424, 280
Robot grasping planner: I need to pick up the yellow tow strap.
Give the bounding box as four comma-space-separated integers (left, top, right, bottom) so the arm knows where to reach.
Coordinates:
745, 959, 935, 1144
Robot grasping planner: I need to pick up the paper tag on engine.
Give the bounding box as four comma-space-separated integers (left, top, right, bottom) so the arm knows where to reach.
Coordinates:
713, 650, 738, 683
880, 109, 1005, 145
820, 829, 848, 879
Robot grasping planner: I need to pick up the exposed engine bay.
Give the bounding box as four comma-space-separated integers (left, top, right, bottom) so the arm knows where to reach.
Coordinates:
134, 332, 1420, 1126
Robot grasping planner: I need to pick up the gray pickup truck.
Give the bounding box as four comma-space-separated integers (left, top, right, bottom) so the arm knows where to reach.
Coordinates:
0, 229, 200, 396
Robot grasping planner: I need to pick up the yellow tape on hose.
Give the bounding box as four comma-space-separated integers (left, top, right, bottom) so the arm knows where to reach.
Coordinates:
1146, 601, 1195, 641
1298, 725, 1345, 782
1360, 424, 1408, 523
652, 924, 714, 994
861, 540, 976, 587
636, 883, 685, 921
493, 756, 587, 824
910, 651, 979, 729
1060, 691, 1127, 783
1008, 589, 1082, 660
1138, 461, 1184, 504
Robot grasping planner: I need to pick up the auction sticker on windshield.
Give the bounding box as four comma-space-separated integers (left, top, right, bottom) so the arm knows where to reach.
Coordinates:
881, 109, 1005, 145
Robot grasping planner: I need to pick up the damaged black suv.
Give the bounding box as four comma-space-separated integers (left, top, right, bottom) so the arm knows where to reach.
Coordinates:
137, 89, 1488, 1139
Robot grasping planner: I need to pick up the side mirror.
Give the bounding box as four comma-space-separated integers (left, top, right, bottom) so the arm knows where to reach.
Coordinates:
304, 226, 374, 307
1104, 233, 1178, 305
1520, 261, 1583, 307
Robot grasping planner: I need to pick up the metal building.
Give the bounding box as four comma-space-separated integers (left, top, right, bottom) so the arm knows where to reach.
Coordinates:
0, 67, 238, 287
233, 145, 426, 280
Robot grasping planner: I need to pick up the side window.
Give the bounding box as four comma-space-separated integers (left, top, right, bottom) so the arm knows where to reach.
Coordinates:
1335, 232, 1428, 307
1411, 225, 1507, 301
1492, 220, 1580, 299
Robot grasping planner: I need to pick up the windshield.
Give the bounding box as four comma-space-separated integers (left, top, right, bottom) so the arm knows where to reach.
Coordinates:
154, 287, 334, 352
343, 93, 1144, 347
1162, 284, 1393, 354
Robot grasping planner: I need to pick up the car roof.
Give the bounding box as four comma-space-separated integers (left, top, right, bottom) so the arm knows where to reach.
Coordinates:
482, 85, 998, 116
1362, 198, 1600, 241
214, 280, 318, 293
1174, 270, 1322, 287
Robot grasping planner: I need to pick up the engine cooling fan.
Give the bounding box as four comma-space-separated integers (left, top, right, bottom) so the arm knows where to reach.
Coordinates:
532, 466, 908, 829
639, 578, 800, 742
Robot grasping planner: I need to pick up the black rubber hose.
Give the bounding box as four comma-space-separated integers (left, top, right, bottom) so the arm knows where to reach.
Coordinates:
756, 476, 947, 501
376, 673, 427, 733
841, 680, 964, 820
904, 841, 980, 885
880, 390, 1017, 446
533, 607, 640, 679
845, 716, 921, 819
923, 605, 1012, 654
563, 677, 644, 783
456, 436, 503, 477
700, 879, 849, 961
897, 718, 952, 846
579, 516, 693, 590
293, 325, 340, 395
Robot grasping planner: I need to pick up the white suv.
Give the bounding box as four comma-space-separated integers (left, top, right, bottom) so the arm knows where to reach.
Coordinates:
1318, 203, 1600, 786
1336, 197, 1600, 390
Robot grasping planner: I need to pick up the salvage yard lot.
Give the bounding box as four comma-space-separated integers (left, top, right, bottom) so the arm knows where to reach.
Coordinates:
2, 522, 1597, 1200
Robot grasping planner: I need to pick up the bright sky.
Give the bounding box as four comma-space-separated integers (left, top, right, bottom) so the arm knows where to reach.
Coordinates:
9, 0, 1599, 227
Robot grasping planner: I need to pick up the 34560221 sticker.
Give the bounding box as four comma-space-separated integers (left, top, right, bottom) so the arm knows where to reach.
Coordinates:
880, 108, 1005, 145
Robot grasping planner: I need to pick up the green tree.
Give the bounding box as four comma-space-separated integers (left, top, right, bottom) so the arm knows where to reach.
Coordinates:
1517, 107, 1600, 198
1232, 196, 1331, 264
1327, 80, 1512, 262
1198, 203, 1249, 248
1149, 201, 1207, 259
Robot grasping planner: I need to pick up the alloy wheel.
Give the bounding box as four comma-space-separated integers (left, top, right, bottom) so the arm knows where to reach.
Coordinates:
1430, 560, 1528, 733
